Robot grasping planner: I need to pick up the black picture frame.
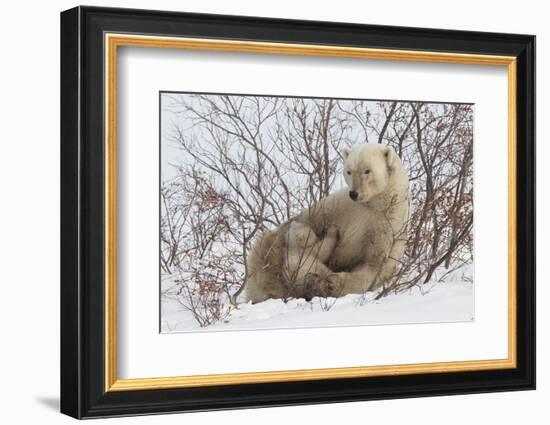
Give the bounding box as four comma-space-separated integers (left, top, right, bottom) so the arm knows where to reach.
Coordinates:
61, 5, 535, 419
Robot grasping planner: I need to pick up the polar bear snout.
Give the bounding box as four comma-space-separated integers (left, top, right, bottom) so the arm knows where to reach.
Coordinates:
349, 190, 359, 201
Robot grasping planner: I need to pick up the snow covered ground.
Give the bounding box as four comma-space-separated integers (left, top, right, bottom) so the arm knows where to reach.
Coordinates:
161, 265, 474, 333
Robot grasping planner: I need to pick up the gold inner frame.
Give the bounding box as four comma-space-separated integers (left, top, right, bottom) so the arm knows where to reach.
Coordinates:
104, 33, 517, 392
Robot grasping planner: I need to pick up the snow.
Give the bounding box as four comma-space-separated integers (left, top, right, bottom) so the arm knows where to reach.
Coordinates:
160, 265, 474, 333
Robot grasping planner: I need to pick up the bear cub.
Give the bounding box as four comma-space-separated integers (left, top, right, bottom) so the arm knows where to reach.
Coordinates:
283, 221, 339, 301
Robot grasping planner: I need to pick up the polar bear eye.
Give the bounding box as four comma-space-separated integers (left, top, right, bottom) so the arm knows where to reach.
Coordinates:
346, 170, 351, 175
364, 169, 371, 175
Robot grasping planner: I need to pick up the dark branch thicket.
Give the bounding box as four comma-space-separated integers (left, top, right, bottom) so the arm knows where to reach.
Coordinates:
160, 94, 473, 327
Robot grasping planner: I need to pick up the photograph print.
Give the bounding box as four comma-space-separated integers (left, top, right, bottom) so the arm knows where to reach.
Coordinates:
160, 92, 474, 332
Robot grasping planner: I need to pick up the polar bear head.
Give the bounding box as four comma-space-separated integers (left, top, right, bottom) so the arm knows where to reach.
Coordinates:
341, 143, 400, 203
286, 221, 318, 249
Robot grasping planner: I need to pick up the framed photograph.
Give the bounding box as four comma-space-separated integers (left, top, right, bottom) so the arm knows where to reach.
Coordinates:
60, 6, 535, 419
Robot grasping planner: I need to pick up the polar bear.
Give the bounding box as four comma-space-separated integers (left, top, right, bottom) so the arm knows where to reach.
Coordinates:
297, 143, 410, 296
245, 143, 409, 303
283, 221, 339, 300
244, 221, 338, 304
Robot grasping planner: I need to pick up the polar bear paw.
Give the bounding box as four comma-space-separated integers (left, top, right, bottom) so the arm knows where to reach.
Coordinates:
303, 272, 343, 300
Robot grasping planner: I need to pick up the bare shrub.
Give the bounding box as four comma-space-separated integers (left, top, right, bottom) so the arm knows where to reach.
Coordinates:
371, 102, 474, 298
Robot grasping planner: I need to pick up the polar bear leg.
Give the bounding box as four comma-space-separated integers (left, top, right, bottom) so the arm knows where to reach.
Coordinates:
326, 264, 380, 296
313, 225, 339, 263
289, 260, 333, 300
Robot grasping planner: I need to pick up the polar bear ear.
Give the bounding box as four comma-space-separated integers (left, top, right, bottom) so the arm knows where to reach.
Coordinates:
341, 147, 351, 160
384, 146, 397, 170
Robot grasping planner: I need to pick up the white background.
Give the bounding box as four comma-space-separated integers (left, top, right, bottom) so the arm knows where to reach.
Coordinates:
0, 0, 545, 424
119, 47, 507, 378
